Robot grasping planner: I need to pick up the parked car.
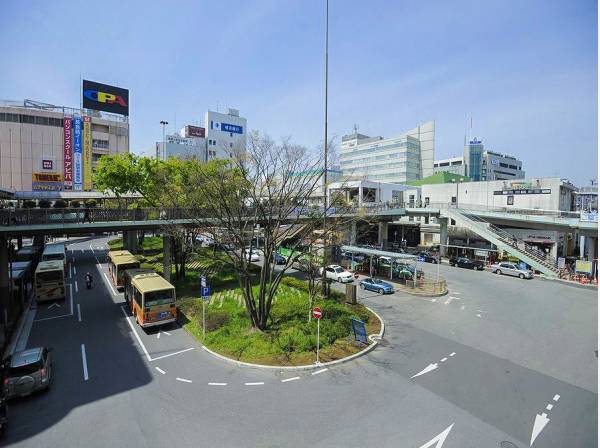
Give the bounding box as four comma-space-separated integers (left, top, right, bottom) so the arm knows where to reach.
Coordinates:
449, 256, 484, 270
341, 251, 365, 262
3, 347, 53, 399
393, 262, 424, 280
491, 262, 533, 279
242, 249, 260, 262
359, 278, 394, 294
415, 251, 439, 264
320, 265, 354, 283
272, 252, 286, 265
0, 395, 6, 434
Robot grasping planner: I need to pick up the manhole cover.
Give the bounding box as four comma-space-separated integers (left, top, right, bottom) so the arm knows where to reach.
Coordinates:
500, 442, 518, 448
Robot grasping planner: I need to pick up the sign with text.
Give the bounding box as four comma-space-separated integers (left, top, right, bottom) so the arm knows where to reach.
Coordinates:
83, 116, 92, 190
351, 318, 368, 344
63, 116, 73, 188
32, 173, 63, 191
220, 122, 243, 134
185, 125, 205, 138
83, 79, 129, 116
73, 116, 83, 191
580, 210, 598, 223
41, 159, 54, 170
575, 260, 592, 274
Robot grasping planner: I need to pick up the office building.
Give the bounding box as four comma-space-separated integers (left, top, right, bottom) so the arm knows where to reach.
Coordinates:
0, 98, 129, 192
157, 125, 207, 161
340, 121, 435, 183
464, 138, 524, 181
433, 156, 465, 176
205, 108, 246, 160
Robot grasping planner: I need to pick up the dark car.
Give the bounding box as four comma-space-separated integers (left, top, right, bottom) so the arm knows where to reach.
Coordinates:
393, 263, 424, 280
3, 347, 54, 399
359, 278, 394, 294
272, 252, 286, 265
450, 256, 484, 270
415, 251, 438, 264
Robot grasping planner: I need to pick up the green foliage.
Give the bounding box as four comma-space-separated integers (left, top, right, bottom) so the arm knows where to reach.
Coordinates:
23, 200, 36, 209
70, 200, 81, 208
84, 199, 97, 207
53, 199, 67, 208
38, 199, 51, 208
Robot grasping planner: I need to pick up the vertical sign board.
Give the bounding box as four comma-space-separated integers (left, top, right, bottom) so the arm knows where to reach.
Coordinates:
351, 318, 368, 345
63, 116, 73, 189
83, 116, 92, 190
73, 116, 83, 191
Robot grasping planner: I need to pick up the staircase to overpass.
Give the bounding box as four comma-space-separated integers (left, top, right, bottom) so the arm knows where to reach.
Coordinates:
441, 207, 561, 277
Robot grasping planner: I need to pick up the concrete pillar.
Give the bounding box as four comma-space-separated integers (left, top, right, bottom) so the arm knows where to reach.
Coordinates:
359, 185, 363, 206
579, 235, 586, 259
17, 237, 22, 250
551, 242, 558, 260
586, 236, 596, 262
439, 218, 449, 257
350, 221, 357, 245
0, 238, 8, 330
163, 235, 171, 282
561, 233, 568, 257
128, 231, 139, 254
378, 221, 388, 249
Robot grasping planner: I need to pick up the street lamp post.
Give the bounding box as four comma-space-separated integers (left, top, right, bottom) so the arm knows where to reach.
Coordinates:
159, 120, 168, 160
321, 0, 330, 298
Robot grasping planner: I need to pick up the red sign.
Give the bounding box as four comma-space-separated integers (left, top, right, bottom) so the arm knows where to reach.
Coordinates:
63, 116, 73, 188
185, 125, 205, 138
353, 273, 359, 280
312, 307, 322, 319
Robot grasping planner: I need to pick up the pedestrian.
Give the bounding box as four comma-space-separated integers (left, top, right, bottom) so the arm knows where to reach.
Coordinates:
83, 206, 92, 224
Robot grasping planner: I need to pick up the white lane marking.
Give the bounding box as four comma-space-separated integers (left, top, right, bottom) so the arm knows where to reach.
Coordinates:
440, 357, 448, 362
418, 423, 454, 448
81, 344, 89, 381
444, 296, 460, 305
77, 304, 82, 322
162, 330, 172, 336
245, 382, 264, 386
281, 376, 300, 383
34, 284, 73, 322
530, 412, 549, 446
208, 382, 227, 386
75, 281, 78, 293
546, 404, 553, 410
48, 303, 61, 309
449, 352, 456, 357
121, 306, 151, 362
157, 331, 161, 339
430, 298, 437, 302
103, 272, 118, 296
150, 347, 195, 362
155, 367, 166, 375
176, 377, 192, 383
73, 266, 77, 275
69, 265, 72, 279
476, 313, 482, 318
460, 305, 465, 310
553, 394, 560, 402
411, 363, 438, 379
451, 292, 461, 294
312, 368, 328, 375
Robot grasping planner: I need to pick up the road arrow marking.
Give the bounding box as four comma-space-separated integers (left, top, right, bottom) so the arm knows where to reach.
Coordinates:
48, 303, 61, 309
530, 413, 549, 446
444, 296, 460, 305
157, 332, 161, 339
418, 423, 454, 448
411, 363, 439, 379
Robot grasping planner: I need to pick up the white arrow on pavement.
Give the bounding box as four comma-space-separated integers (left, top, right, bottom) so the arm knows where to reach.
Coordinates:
418, 423, 454, 448
530, 413, 550, 446
444, 296, 460, 305
48, 303, 61, 309
411, 363, 439, 379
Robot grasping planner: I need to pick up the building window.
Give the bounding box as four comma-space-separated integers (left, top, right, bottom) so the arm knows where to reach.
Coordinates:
507, 195, 514, 205
230, 132, 233, 137
92, 139, 109, 149
425, 197, 430, 206
451, 196, 457, 204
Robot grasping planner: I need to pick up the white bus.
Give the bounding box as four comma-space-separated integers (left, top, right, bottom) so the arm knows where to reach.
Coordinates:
42, 244, 67, 274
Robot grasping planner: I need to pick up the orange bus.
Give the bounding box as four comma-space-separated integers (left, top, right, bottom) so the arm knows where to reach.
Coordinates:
123, 269, 176, 328
108, 250, 140, 289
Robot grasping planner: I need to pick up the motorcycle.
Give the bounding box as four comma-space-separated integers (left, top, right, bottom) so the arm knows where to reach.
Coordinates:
85, 275, 93, 290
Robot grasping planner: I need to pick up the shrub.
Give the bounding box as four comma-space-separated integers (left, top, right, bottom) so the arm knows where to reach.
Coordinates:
84, 199, 97, 208
23, 200, 36, 208
70, 200, 81, 208
53, 199, 67, 208
204, 311, 230, 331
38, 199, 51, 208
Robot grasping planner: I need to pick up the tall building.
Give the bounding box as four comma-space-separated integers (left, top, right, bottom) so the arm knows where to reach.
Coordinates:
463, 138, 484, 181
340, 121, 435, 183
0, 98, 128, 192
205, 108, 246, 160
433, 156, 465, 176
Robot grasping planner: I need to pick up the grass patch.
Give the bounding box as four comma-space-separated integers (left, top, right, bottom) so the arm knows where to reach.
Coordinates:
107, 236, 163, 253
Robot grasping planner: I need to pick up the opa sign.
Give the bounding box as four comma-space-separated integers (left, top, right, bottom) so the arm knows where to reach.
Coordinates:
82, 79, 129, 116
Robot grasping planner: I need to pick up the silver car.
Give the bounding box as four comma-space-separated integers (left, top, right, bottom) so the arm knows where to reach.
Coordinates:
3, 347, 54, 399
491, 262, 533, 279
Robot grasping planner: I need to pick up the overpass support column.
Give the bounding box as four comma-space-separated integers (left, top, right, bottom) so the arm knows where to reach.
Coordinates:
350, 221, 357, 245
586, 236, 596, 262
0, 238, 8, 334
439, 218, 448, 257
163, 235, 171, 282
378, 221, 388, 249
128, 231, 139, 254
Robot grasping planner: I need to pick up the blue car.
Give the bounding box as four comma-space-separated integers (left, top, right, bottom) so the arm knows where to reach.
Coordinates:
359, 278, 394, 294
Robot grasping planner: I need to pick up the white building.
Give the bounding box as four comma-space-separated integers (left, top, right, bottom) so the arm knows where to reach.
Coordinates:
340, 121, 435, 183
328, 179, 416, 206
205, 108, 246, 160
157, 133, 207, 161
433, 156, 465, 176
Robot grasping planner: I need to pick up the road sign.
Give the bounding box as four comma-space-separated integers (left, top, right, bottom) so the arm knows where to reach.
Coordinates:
351, 318, 368, 344
200, 275, 206, 288
201, 286, 211, 300
312, 307, 322, 319
353, 272, 359, 280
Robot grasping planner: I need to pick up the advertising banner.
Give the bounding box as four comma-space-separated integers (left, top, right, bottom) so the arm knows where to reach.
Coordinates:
575, 260, 592, 274
82, 79, 129, 116
83, 116, 92, 190
73, 116, 83, 191
220, 122, 243, 134
32, 173, 63, 191
580, 210, 598, 223
185, 125, 205, 138
63, 116, 73, 188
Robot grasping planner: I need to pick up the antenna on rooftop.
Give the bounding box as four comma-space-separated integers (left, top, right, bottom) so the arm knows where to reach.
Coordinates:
353, 124, 359, 134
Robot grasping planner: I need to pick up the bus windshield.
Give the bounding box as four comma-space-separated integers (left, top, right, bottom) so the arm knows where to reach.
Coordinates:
43, 254, 65, 261
144, 289, 174, 307
118, 262, 140, 273
36, 271, 62, 282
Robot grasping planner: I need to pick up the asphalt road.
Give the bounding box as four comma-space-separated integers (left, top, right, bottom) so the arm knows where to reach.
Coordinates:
3, 237, 597, 447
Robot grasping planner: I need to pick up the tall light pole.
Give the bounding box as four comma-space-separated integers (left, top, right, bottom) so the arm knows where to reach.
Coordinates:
159, 120, 168, 160
321, 0, 330, 298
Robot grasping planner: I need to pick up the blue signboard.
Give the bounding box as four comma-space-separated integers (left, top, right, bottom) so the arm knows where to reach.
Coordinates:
201, 286, 211, 301
220, 122, 243, 134
351, 318, 368, 345
73, 116, 83, 191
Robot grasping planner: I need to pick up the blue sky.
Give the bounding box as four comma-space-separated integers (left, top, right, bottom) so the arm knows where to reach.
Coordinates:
2, 0, 597, 185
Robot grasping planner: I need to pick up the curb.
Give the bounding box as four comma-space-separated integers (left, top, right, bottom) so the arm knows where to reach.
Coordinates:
394, 287, 448, 298
199, 305, 385, 371
3, 298, 35, 359
535, 275, 598, 290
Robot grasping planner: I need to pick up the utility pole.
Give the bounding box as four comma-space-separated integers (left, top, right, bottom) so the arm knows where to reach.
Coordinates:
321, 0, 330, 298
159, 120, 168, 160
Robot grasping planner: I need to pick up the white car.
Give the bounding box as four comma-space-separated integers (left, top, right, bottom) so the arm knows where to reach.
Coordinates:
490, 262, 533, 279
242, 249, 260, 262
320, 265, 354, 283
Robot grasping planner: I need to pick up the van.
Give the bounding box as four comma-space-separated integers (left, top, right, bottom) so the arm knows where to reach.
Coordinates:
41, 244, 67, 273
